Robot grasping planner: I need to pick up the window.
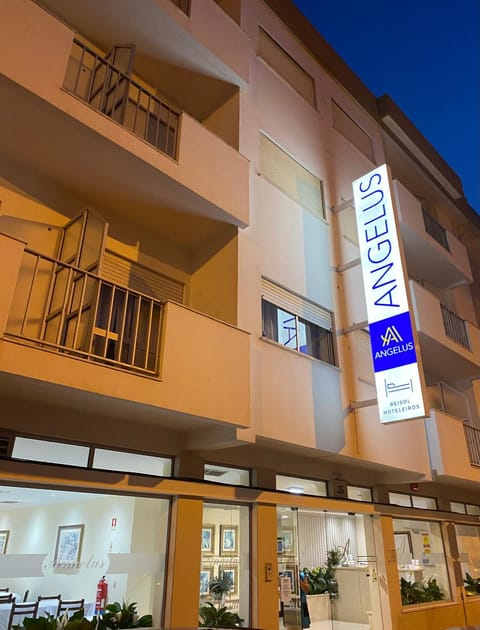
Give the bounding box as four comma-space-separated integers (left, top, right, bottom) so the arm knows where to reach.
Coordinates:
276, 475, 327, 497
389, 492, 437, 510
258, 28, 315, 106
259, 134, 325, 220
393, 518, 451, 605
451, 501, 480, 516
204, 464, 250, 486
455, 524, 480, 593
332, 101, 374, 162
261, 279, 335, 365
347, 485, 373, 502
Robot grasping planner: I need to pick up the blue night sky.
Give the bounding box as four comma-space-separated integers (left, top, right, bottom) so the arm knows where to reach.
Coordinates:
293, 0, 480, 213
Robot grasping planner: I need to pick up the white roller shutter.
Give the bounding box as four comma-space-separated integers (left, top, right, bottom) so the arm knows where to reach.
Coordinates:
102, 251, 184, 303
261, 277, 332, 331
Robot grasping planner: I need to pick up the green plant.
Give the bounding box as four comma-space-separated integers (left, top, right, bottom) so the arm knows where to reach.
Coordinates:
208, 573, 234, 601
400, 577, 445, 605
198, 602, 243, 628
464, 572, 480, 595
303, 546, 342, 600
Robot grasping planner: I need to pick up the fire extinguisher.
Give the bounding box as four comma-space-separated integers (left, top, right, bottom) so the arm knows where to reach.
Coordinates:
95, 576, 108, 615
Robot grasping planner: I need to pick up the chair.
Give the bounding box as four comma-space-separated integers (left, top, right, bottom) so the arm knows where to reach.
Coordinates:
56, 599, 85, 618
7, 601, 39, 630
22, 591, 29, 603
37, 595, 60, 603
0, 589, 9, 593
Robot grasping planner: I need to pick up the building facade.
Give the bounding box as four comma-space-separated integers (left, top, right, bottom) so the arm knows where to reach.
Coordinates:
0, 1, 479, 629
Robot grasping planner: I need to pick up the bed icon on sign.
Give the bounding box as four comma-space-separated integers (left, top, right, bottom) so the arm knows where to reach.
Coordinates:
385, 378, 413, 396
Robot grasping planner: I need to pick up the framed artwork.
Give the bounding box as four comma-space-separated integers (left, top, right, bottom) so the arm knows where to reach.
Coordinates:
394, 531, 413, 556
0, 531, 9, 554
54, 524, 84, 565
220, 525, 238, 555
281, 529, 294, 554
201, 525, 215, 554
200, 568, 212, 596
285, 563, 298, 593
222, 565, 238, 595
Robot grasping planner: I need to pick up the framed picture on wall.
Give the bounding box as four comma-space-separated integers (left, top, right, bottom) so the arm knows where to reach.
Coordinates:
54, 524, 84, 566
394, 531, 413, 556
281, 529, 294, 554
282, 568, 295, 594
0, 531, 9, 554
285, 563, 298, 593
222, 565, 238, 595
200, 568, 212, 596
201, 525, 215, 555
220, 525, 238, 555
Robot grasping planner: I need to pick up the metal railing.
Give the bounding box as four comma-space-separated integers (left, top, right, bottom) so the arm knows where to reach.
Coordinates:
5, 249, 163, 376
422, 208, 450, 251
64, 39, 180, 159
464, 425, 480, 466
440, 304, 470, 349
170, 0, 191, 15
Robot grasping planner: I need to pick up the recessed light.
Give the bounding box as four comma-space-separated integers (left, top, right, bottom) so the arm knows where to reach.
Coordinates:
287, 486, 305, 494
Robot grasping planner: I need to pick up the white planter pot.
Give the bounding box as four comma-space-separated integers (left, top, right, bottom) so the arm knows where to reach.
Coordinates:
306, 593, 331, 622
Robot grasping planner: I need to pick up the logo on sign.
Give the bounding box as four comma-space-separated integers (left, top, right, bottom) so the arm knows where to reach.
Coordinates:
381, 326, 403, 346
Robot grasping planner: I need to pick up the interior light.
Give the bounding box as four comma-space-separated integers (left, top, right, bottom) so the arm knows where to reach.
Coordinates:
287, 486, 305, 494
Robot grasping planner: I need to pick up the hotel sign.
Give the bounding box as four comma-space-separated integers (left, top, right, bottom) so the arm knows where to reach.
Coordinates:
352, 164, 426, 423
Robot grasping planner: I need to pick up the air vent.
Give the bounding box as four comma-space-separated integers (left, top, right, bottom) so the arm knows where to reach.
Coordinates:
0, 500, 20, 504
204, 468, 227, 477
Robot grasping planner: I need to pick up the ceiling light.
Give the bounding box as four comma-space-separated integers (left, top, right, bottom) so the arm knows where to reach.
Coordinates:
287, 486, 304, 494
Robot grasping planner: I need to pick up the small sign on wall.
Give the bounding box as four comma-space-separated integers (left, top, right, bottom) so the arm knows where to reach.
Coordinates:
111, 517, 117, 531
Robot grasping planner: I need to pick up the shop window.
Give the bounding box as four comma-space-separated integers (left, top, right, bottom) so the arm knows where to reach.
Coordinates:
261, 279, 335, 365
393, 518, 451, 605
412, 496, 437, 510
93, 449, 172, 476
276, 475, 327, 497
203, 465, 250, 486
0, 485, 169, 625
347, 485, 373, 502
12, 438, 89, 467
200, 503, 249, 626
258, 29, 315, 106
455, 524, 480, 595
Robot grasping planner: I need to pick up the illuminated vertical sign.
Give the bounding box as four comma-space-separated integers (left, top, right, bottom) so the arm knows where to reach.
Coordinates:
352, 164, 425, 423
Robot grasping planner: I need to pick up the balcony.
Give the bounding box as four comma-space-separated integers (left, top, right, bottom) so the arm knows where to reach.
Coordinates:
394, 180, 472, 288
409, 280, 480, 381
0, 0, 250, 228
0, 234, 250, 428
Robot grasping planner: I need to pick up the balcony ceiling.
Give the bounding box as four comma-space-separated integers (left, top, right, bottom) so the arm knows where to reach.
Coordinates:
0, 75, 237, 270
37, 0, 241, 121
419, 333, 480, 383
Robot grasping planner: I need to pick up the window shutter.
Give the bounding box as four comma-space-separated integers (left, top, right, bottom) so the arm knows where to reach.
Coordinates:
259, 134, 325, 220
261, 277, 332, 330
102, 251, 184, 303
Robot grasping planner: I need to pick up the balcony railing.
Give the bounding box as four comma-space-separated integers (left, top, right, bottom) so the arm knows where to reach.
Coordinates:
422, 208, 450, 251
440, 304, 470, 349
63, 39, 180, 159
5, 249, 163, 376
170, 0, 191, 15
464, 425, 480, 466
427, 382, 471, 422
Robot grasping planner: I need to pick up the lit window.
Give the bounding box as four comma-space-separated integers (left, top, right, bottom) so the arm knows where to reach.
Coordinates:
12, 437, 89, 467
276, 475, 327, 497
93, 449, 172, 476
204, 464, 250, 486
347, 485, 373, 502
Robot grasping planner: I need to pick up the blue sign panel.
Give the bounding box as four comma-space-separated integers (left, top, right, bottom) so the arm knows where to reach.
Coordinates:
369, 311, 417, 372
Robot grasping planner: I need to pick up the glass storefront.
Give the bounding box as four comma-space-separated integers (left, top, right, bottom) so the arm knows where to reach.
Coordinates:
455, 524, 480, 596
393, 518, 451, 605
200, 503, 250, 626
0, 485, 169, 626
277, 507, 381, 630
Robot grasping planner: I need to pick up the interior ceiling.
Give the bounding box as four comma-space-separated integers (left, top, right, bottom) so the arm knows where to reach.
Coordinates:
37, 0, 239, 121
0, 485, 102, 510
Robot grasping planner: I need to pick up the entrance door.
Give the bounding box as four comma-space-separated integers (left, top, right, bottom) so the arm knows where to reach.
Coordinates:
42, 209, 107, 352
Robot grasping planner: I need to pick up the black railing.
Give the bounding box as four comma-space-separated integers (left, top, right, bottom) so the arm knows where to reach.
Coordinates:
422, 208, 450, 251
440, 304, 470, 349
64, 40, 180, 159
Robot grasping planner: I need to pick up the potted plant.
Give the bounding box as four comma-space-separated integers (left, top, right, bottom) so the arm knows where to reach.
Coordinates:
400, 577, 445, 605
464, 572, 480, 595
208, 572, 234, 605
198, 602, 243, 628
302, 547, 342, 622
